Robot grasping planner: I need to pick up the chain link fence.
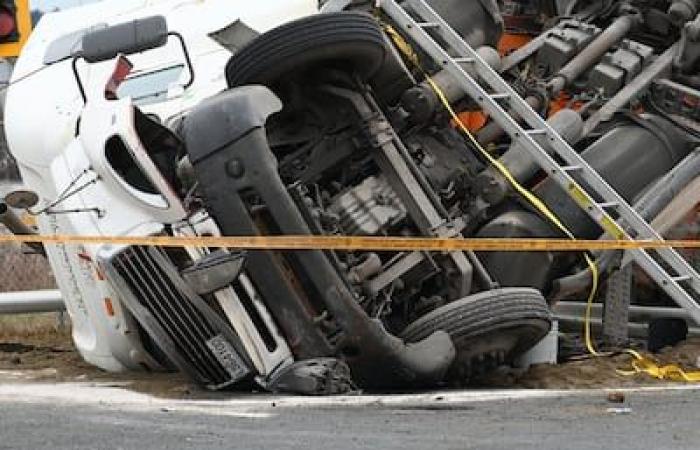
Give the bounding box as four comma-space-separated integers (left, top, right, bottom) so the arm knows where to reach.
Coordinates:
0, 227, 56, 292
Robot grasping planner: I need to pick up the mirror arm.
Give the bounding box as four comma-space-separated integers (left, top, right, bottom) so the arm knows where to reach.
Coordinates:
168, 32, 195, 89
72, 56, 87, 104
72, 29, 194, 106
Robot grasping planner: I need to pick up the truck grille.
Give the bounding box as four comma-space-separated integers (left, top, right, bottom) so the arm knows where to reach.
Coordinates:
99, 245, 251, 390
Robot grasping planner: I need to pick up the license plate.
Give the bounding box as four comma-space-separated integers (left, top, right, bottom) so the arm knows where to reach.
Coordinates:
206, 335, 249, 381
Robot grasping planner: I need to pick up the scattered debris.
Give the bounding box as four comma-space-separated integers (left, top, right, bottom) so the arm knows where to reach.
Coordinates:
607, 392, 626, 403
606, 407, 633, 415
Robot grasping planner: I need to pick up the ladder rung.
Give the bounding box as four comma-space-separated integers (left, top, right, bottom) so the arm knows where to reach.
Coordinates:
672, 275, 692, 282
453, 57, 475, 64
597, 201, 620, 209
525, 129, 547, 136
417, 21, 441, 28
561, 165, 583, 172
490, 93, 511, 100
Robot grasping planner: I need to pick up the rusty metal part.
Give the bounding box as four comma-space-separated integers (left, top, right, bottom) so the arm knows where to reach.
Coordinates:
477, 12, 642, 145
0, 201, 44, 255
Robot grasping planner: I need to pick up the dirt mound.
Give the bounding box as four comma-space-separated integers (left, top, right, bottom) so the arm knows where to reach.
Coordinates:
0, 314, 66, 340
4, 327, 700, 395
0, 330, 203, 399
477, 337, 700, 389
0, 332, 91, 375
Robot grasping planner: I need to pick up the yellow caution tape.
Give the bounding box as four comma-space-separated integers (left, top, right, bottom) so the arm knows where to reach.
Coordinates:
2, 234, 700, 251
12, 229, 697, 380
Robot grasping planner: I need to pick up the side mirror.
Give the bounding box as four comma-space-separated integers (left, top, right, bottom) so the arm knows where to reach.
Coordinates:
81, 15, 168, 63
72, 15, 195, 104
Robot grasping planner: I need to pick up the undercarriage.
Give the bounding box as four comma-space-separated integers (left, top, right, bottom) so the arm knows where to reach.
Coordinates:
173, 0, 699, 391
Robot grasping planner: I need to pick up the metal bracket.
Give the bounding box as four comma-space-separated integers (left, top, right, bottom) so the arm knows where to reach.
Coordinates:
603, 259, 633, 347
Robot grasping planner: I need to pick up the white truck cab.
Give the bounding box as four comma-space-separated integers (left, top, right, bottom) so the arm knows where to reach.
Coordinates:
5, 0, 317, 382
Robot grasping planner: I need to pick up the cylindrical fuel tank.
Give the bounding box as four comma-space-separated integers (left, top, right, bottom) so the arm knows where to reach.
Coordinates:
534, 115, 690, 238
476, 116, 690, 290
476, 109, 584, 205
475, 210, 558, 291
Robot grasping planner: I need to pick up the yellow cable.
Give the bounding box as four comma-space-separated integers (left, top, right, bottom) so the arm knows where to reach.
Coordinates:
424, 74, 603, 356
383, 25, 604, 353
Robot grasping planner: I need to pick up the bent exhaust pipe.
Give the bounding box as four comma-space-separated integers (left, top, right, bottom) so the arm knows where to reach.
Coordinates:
0, 201, 45, 255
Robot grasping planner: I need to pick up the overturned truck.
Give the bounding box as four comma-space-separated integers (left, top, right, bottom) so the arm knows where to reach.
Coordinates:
3, 0, 700, 393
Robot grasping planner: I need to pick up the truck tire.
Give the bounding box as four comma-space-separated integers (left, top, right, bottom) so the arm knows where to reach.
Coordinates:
226, 12, 387, 88
401, 288, 552, 382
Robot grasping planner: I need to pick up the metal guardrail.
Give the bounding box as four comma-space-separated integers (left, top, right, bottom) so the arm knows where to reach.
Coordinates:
0, 289, 64, 314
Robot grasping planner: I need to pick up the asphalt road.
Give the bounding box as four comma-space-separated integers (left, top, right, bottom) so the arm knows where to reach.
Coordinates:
0, 383, 699, 449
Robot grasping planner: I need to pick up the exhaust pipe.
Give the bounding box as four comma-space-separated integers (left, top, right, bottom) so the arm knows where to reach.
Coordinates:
0, 201, 45, 255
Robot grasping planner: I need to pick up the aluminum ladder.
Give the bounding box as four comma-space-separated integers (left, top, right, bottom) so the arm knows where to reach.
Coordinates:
379, 0, 700, 324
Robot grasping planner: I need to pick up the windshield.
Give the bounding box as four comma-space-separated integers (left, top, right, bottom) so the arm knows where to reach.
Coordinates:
116, 64, 185, 106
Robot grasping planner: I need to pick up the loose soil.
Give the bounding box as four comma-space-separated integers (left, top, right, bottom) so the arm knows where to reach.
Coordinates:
0, 317, 201, 399
475, 337, 700, 389
3, 322, 700, 396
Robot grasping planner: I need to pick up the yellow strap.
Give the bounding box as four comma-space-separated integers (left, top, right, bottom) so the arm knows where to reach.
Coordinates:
382, 24, 604, 352
617, 349, 700, 382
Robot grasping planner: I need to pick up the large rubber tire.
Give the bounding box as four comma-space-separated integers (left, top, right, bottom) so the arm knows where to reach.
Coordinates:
401, 288, 552, 382
225, 12, 387, 89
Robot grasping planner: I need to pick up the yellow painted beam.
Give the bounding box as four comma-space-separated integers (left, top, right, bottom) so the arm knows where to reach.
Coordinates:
0, 0, 32, 58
